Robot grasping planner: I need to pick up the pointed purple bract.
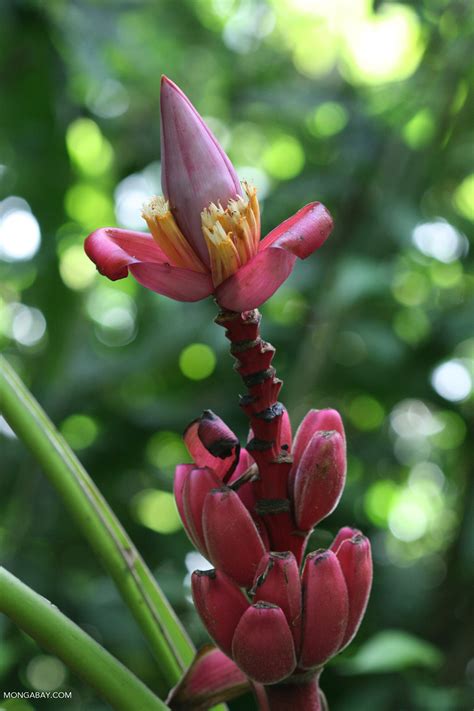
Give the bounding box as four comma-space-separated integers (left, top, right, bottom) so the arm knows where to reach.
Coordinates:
160, 76, 242, 265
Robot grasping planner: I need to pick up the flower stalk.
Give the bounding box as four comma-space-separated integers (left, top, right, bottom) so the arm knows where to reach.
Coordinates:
262, 673, 324, 711
215, 308, 307, 561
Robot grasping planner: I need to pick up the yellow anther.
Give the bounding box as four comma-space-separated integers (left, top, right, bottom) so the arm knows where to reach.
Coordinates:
201, 182, 260, 285
202, 221, 241, 287
142, 197, 206, 273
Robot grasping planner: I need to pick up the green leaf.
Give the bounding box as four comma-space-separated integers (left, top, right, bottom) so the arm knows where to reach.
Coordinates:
341, 630, 444, 674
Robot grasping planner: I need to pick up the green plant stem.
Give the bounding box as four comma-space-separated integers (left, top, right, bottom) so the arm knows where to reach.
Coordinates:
0, 355, 194, 685
0, 567, 168, 711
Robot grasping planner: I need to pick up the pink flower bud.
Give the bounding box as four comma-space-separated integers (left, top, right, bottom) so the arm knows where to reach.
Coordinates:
182, 467, 222, 556
300, 550, 349, 669
166, 646, 249, 711
192, 569, 249, 657
194, 410, 240, 460
184, 414, 239, 480
293, 431, 346, 531
160, 76, 242, 264
251, 552, 302, 651
232, 603, 297, 684
292, 408, 345, 466
335, 534, 372, 649
203, 487, 267, 588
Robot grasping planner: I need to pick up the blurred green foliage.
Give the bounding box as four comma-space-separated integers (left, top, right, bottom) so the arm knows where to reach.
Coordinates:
1, 0, 473, 709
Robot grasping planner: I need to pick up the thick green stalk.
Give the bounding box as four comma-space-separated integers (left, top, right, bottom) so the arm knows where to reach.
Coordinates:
0, 567, 168, 711
0, 355, 194, 684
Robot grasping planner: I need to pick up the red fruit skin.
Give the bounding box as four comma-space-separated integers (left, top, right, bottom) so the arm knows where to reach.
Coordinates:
191, 569, 249, 657
232, 603, 297, 684
293, 430, 346, 531
251, 552, 302, 651
335, 534, 372, 649
174, 464, 199, 548
183, 467, 221, 556
299, 550, 349, 669
330, 526, 362, 553
203, 487, 267, 588
292, 409, 345, 470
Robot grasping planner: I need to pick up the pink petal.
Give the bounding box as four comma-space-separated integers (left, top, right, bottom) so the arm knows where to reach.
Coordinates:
129, 262, 213, 302
215, 247, 296, 312
260, 202, 333, 259
85, 227, 169, 280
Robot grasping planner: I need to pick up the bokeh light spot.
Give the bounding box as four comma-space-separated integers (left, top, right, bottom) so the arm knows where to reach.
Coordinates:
230, 123, 266, 166
390, 399, 442, 439
392, 271, 430, 306
389, 496, 428, 542
453, 174, 474, 221
308, 102, 349, 137
412, 220, 466, 263
6, 303, 46, 347
431, 411, 466, 450
65, 184, 114, 229
59, 245, 97, 290
132, 489, 182, 534
66, 118, 113, 177
263, 135, 305, 180
86, 285, 137, 346
402, 110, 435, 149
184, 551, 213, 587
60, 414, 99, 450
26, 655, 67, 692
348, 394, 385, 431
429, 261, 463, 289
146, 431, 189, 475
0, 199, 41, 262
179, 343, 216, 380
431, 360, 472, 402
115, 164, 161, 230
86, 79, 130, 119
393, 307, 430, 345
364, 480, 399, 527
292, 28, 337, 78
341, 4, 423, 86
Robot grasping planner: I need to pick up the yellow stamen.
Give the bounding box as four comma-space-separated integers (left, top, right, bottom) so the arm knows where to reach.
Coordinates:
142, 196, 207, 273
202, 221, 241, 287
201, 182, 260, 285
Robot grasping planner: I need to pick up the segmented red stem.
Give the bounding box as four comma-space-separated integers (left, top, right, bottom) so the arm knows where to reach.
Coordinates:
215, 309, 307, 563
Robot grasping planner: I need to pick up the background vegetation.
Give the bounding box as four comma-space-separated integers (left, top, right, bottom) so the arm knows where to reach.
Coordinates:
1, 0, 473, 709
